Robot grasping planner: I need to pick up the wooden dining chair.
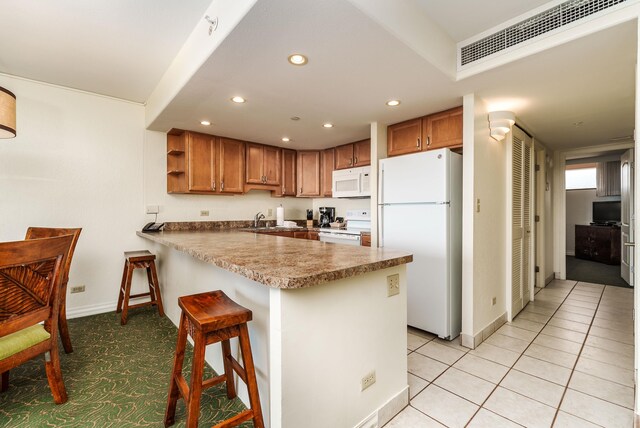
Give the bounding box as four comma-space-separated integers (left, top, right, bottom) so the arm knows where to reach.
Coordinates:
25, 227, 82, 353
0, 235, 73, 403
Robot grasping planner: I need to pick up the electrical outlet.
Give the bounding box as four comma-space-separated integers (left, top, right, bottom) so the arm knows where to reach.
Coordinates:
387, 274, 400, 297
476, 198, 481, 213
146, 205, 159, 214
267, 208, 273, 216
70, 285, 85, 294
361, 371, 376, 391
200, 210, 210, 217
491, 297, 497, 306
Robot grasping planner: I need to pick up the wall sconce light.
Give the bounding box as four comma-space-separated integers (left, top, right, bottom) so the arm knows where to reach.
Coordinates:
488, 110, 515, 141
0, 86, 16, 139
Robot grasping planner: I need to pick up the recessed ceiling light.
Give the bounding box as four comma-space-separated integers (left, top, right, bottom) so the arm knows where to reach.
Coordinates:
231, 96, 246, 103
290, 116, 300, 121
572, 121, 584, 127
200, 120, 211, 126
323, 123, 333, 128
288, 54, 308, 66
386, 100, 401, 107
282, 137, 291, 142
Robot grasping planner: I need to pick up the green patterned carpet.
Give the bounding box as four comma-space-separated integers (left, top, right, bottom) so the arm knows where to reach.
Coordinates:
0, 307, 251, 427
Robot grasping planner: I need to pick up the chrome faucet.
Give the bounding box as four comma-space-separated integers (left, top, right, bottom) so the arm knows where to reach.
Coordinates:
254, 212, 266, 228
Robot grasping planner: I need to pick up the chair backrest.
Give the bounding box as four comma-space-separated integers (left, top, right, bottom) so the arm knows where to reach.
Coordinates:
25, 227, 81, 285
0, 236, 72, 335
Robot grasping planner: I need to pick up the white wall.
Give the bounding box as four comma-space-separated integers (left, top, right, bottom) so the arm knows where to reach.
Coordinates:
545, 154, 555, 283
144, 130, 312, 223
0, 74, 147, 317
461, 93, 508, 345
311, 197, 370, 221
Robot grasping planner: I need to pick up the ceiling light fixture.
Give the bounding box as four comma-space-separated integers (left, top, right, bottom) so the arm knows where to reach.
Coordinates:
200, 120, 211, 126
231, 96, 246, 103
290, 116, 300, 121
288, 54, 308, 66
0, 86, 16, 139
323, 123, 333, 128
282, 137, 291, 142
488, 111, 515, 142
386, 100, 400, 107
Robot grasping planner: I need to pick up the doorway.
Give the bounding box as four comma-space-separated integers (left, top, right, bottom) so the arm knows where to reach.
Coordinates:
559, 145, 634, 288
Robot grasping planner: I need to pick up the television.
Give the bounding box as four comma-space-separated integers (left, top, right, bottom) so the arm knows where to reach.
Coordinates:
592, 201, 621, 224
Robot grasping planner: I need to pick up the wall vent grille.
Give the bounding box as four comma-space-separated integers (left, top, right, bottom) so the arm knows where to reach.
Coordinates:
460, 0, 628, 66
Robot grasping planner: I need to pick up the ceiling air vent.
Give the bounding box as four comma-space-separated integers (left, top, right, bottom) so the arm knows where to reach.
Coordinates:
460, 0, 628, 66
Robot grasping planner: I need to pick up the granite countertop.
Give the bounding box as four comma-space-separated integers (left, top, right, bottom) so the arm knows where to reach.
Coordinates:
137, 230, 412, 289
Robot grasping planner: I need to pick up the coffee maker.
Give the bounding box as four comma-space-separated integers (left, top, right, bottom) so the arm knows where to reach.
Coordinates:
318, 207, 336, 228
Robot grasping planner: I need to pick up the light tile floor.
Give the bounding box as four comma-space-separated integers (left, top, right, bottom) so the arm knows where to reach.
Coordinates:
387, 280, 635, 427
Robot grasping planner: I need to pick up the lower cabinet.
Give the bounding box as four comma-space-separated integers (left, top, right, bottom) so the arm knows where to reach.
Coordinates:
361, 233, 371, 247
256, 230, 319, 240
575, 225, 621, 265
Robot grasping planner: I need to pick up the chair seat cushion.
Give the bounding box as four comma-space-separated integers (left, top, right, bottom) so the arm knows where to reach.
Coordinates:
0, 325, 50, 360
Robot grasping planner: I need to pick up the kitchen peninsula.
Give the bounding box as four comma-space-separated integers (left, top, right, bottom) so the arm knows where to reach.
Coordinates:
137, 228, 412, 428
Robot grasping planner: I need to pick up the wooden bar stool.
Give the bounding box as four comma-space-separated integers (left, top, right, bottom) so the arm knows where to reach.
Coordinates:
164, 290, 264, 428
116, 250, 165, 325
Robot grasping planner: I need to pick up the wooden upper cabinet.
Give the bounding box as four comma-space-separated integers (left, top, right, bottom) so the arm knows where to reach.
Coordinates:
187, 132, 217, 192
218, 137, 245, 193
281, 149, 297, 196
297, 151, 321, 197
423, 107, 463, 150
246, 143, 281, 185
388, 106, 463, 157
387, 118, 423, 157
263, 145, 281, 185
335, 144, 354, 169
321, 148, 335, 197
245, 143, 264, 184
353, 139, 371, 166
335, 139, 371, 170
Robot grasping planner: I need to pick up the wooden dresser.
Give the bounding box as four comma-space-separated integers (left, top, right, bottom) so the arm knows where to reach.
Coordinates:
575, 224, 621, 265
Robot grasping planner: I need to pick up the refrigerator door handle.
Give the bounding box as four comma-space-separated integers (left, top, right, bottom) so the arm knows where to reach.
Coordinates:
379, 205, 384, 247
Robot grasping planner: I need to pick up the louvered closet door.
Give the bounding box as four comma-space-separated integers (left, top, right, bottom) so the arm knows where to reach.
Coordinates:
511, 126, 533, 318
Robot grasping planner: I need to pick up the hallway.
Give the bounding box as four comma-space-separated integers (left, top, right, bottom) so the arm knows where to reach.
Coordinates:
391, 280, 634, 427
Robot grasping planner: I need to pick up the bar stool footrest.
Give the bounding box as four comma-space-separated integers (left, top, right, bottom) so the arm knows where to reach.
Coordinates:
212, 409, 254, 428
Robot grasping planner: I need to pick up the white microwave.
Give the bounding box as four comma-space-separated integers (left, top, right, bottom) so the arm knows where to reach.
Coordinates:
332, 166, 371, 198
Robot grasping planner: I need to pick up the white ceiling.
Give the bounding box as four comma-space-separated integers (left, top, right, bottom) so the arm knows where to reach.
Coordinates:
0, 0, 211, 102
0, 0, 637, 152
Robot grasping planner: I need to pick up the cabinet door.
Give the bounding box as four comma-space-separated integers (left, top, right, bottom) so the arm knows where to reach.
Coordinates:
353, 139, 371, 166
187, 132, 216, 192
387, 118, 422, 157
297, 151, 321, 197
334, 144, 354, 170
574, 225, 591, 259
293, 231, 308, 239
218, 138, 245, 193
245, 143, 264, 184
424, 107, 463, 150
593, 227, 612, 263
281, 149, 297, 196
308, 231, 319, 240
263, 145, 281, 185
321, 148, 335, 197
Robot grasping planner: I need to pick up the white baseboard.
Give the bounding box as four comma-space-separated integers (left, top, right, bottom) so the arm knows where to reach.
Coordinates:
369, 386, 409, 428
66, 301, 117, 319
66, 295, 154, 319
461, 312, 507, 350
566, 251, 575, 256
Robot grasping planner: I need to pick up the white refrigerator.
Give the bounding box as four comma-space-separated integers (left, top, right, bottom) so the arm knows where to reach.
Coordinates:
378, 149, 462, 339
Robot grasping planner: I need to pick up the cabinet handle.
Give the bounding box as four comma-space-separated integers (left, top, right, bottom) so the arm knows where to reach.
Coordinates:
349, 158, 353, 166
212, 180, 216, 190
354, 157, 358, 164
300, 187, 302, 193
417, 138, 421, 148
221, 180, 224, 190
427, 136, 431, 147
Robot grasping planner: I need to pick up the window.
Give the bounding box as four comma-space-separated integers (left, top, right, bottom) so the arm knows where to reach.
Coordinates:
565, 165, 596, 190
